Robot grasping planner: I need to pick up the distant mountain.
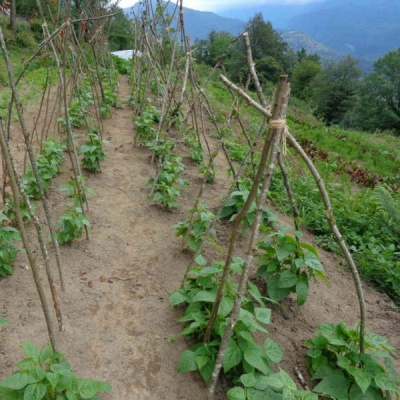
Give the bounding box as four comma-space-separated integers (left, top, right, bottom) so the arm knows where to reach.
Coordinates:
123, 1, 340, 63
287, 0, 400, 62
123, 2, 245, 40
280, 30, 342, 61
218, 2, 323, 29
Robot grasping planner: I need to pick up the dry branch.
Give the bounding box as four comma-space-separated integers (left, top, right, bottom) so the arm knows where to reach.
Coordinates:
285, 130, 367, 353
207, 76, 290, 398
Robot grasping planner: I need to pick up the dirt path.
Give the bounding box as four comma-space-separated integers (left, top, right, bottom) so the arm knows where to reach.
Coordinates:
0, 75, 399, 399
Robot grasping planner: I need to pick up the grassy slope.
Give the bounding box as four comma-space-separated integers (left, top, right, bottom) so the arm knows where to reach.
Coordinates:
204, 76, 400, 303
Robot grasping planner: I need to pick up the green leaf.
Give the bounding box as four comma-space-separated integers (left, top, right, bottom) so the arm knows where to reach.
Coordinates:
46, 372, 59, 389
227, 387, 246, 400
279, 369, 297, 390
275, 241, 295, 261
254, 308, 271, 325
374, 373, 400, 392
23, 383, 47, 400
38, 346, 53, 364
304, 252, 324, 271
199, 359, 214, 383
267, 275, 292, 302
196, 356, 209, 371
240, 373, 257, 388
296, 272, 309, 306
300, 242, 318, 257
194, 254, 207, 266
264, 339, 283, 363
15, 358, 35, 369
65, 390, 79, 400
169, 290, 187, 308
177, 350, 198, 373
223, 339, 243, 373
0, 317, 7, 327
22, 341, 40, 360
278, 270, 298, 288
0, 387, 24, 400
307, 348, 322, 358
349, 383, 383, 400
0, 372, 36, 390
191, 290, 216, 303
238, 308, 255, 327
77, 379, 111, 398
218, 296, 234, 318
313, 370, 350, 399
247, 281, 265, 307
30, 366, 46, 382
263, 373, 284, 390
352, 370, 371, 394
243, 347, 270, 375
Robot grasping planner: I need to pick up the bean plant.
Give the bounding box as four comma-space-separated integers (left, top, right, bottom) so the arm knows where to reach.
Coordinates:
22, 138, 66, 200
173, 201, 216, 252
0, 341, 111, 399
56, 207, 90, 244
171, 255, 316, 399
58, 176, 95, 207
0, 212, 21, 277
256, 227, 328, 305
219, 184, 278, 235
148, 155, 187, 210
306, 322, 399, 399
80, 130, 106, 172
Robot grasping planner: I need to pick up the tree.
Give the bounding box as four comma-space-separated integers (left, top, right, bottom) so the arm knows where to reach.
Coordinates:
291, 50, 322, 100
344, 48, 400, 134
208, 30, 234, 66
226, 13, 291, 84
311, 55, 362, 125
108, 8, 134, 51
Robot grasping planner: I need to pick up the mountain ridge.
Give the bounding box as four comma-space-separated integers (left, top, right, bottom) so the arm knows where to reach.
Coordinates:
123, 0, 399, 65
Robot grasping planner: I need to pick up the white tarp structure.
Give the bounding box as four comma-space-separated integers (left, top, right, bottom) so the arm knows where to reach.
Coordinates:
110, 50, 142, 60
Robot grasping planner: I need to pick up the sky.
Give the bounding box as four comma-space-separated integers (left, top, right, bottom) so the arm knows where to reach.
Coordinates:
117, 0, 323, 11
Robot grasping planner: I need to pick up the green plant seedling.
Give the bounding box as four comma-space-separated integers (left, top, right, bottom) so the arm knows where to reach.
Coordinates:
219, 184, 277, 235
56, 207, 90, 244
58, 176, 95, 207
0, 341, 111, 399
306, 322, 399, 399
173, 201, 216, 252
80, 130, 106, 172
256, 228, 328, 305
21, 138, 66, 200
0, 212, 21, 277
171, 256, 283, 387
2, 196, 35, 223
148, 156, 187, 210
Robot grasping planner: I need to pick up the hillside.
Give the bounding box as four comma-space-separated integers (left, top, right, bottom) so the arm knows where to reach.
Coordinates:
287, 0, 400, 61
123, 2, 245, 39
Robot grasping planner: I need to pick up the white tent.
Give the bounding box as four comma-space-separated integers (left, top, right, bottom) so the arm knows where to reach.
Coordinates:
110, 50, 142, 60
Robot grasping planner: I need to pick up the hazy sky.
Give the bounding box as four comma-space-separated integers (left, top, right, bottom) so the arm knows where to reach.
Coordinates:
118, 0, 323, 11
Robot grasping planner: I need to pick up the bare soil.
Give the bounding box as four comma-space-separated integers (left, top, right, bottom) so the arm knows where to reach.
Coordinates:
0, 75, 399, 399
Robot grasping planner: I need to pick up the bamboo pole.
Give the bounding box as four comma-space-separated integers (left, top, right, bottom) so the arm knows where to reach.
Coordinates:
286, 130, 366, 354
0, 111, 58, 353
0, 118, 64, 332
0, 25, 66, 291
207, 76, 290, 398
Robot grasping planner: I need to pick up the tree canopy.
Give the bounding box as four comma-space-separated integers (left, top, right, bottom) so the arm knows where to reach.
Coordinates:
345, 48, 400, 133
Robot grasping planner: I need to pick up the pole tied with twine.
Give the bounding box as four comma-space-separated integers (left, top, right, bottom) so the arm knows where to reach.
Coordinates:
269, 118, 288, 156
